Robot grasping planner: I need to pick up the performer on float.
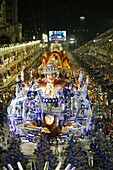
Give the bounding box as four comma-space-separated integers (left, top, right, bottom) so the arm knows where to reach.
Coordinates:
42, 114, 69, 137
83, 80, 88, 98
62, 55, 73, 78
38, 55, 48, 76
62, 55, 71, 70
78, 71, 83, 89
15, 76, 19, 97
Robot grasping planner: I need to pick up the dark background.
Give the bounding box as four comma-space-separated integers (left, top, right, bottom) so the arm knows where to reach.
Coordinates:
18, 0, 113, 43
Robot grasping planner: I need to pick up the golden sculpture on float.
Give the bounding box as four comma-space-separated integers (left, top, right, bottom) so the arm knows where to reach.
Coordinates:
38, 50, 72, 77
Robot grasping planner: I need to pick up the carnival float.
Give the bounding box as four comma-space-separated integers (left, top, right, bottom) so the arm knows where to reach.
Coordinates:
7, 44, 93, 142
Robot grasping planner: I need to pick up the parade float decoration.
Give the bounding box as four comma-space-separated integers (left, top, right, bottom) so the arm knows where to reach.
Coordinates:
7, 47, 93, 141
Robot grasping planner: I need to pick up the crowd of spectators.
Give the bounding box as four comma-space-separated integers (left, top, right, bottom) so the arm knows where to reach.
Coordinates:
0, 44, 41, 87
73, 31, 113, 139
74, 28, 113, 62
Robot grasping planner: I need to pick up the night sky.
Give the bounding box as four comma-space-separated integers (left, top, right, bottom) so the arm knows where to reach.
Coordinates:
18, 0, 113, 42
